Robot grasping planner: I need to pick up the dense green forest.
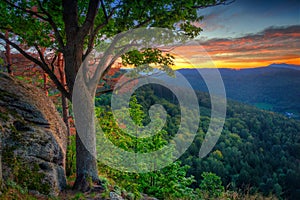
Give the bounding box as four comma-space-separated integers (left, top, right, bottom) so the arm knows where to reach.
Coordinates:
95, 84, 300, 199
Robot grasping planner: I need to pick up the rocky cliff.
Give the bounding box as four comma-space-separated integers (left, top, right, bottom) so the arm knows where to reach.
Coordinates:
0, 73, 67, 196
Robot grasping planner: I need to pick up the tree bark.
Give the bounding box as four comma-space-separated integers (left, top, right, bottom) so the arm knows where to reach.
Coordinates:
58, 53, 70, 140
62, 0, 101, 191
63, 0, 99, 191
5, 30, 12, 75
58, 52, 72, 174
63, 43, 83, 96
63, 42, 101, 191
73, 131, 99, 192
43, 72, 48, 96
71, 61, 100, 191
0, 131, 2, 189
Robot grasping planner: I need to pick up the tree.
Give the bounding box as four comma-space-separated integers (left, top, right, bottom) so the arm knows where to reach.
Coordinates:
198, 172, 224, 199
0, 0, 233, 191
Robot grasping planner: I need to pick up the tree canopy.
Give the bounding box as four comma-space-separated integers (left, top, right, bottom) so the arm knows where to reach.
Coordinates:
0, 0, 232, 98
0, 0, 233, 192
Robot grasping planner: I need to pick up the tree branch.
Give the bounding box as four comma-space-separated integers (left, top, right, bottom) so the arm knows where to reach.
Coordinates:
37, 1, 65, 50
3, 0, 48, 21
50, 54, 58, 72
3, 1, 65, 51
83, 7, 117, 60
192, 0, 235, 9
96, 70, 163, 96
0, 33, 71, 99
79, 0, 100, 40
96, 88, 113, 95
34, 44, 47, 66
135, 17, 153, 28
63, 0, 79, 43
100, 0, 108, 22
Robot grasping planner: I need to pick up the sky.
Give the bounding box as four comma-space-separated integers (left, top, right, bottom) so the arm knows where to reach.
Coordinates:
173, 0, 300, 69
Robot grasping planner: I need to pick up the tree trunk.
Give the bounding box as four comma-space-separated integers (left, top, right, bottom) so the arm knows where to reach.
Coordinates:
73, 131, 99, 191
64, 43, 100, 191
0, 132, 2, 189
57, 52, 71, 174
61, 96, 70, 138
58, 53, 70, 140
71, 58, 101, 191
62, 0, 101, 191
64, 46, 82, 96
5, 30, 12, 75
43, 72, 48, 96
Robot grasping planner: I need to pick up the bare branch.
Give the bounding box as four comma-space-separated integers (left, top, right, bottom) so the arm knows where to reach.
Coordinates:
86, 29, 146, 95
2, 1, 65, 50
159, 46, 177, 53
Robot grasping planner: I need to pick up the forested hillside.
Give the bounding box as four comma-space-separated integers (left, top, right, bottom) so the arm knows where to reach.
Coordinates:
177, 66, 300, 119
96, 84, 300, 199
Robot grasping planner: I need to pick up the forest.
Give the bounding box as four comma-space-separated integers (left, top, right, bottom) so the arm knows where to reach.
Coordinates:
94, 84, 300, 199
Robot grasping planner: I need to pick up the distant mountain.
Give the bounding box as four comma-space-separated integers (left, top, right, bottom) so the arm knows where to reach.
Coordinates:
175, 64, 300, 118
267, 63, 300, 71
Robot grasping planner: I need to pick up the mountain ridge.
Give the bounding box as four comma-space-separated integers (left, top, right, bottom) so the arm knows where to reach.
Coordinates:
174, 64, 300, 119
175, 63, 300, 71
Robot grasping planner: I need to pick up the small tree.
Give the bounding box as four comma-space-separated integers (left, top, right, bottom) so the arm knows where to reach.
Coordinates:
199, 172, 224, 199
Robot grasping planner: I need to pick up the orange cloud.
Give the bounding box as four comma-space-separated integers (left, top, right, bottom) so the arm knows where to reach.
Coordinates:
170, 25, 300, 69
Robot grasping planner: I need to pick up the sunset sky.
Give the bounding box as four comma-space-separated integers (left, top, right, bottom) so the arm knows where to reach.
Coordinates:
172, 0, 300, 69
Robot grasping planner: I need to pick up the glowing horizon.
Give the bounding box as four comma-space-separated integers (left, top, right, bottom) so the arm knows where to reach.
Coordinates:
169, 25, 300, 70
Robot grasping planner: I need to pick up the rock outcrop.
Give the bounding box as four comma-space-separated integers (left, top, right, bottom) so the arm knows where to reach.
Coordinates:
0, 73, 67, 196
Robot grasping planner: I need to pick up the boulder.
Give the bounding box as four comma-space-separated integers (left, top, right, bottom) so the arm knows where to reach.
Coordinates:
0, 73, 67, 196
110, 191, 124, 200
